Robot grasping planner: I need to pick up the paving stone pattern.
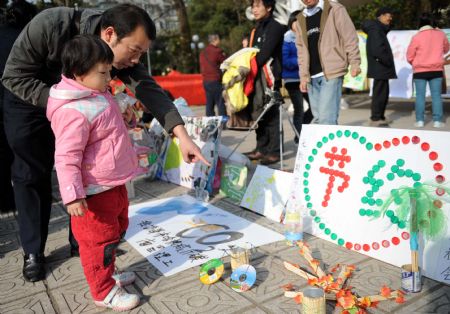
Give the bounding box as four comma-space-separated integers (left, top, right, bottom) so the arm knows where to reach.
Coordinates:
1, 95, 450, 313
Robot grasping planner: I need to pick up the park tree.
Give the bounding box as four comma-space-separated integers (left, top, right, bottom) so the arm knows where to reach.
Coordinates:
348, 0, 450, 30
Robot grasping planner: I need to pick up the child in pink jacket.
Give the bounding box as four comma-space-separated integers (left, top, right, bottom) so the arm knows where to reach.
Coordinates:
47, 35, 140, 311
407, 13, 449, 128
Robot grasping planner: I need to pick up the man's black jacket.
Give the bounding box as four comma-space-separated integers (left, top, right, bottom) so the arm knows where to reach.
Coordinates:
362, 19, 397, 80
1, 7, 183, 132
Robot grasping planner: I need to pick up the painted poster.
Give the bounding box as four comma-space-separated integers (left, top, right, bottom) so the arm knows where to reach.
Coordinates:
125, 195, 284, 276
160, 116, 222, 193
241, 165, 293, 222
219, 163, 248, 201
343, 32, 368, 91
292, 124, 450, 284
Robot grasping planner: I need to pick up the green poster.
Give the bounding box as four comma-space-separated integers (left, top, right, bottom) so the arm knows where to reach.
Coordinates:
219, 163, 248, 201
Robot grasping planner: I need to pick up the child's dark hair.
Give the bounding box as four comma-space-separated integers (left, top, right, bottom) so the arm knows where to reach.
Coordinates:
61, 35, 114, 79
418, 12, 437, 28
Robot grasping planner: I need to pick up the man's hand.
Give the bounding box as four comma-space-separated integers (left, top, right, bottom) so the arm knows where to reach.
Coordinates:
300, 81, 308, 93
67, 199, 88, 217
173, 125, 210, 166
351, 66, 361, 77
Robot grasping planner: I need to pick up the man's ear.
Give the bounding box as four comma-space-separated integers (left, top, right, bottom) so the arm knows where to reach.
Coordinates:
100, 26, 115, 43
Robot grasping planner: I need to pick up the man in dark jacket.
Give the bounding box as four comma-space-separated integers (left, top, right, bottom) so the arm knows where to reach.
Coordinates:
362, 7, 397, 127
1, 4, 207, 282
199, 34, 226, 117
245, 0, 286, 165
0, 1, 37, 214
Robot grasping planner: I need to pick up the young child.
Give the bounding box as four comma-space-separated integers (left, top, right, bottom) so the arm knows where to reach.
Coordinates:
47, 35, 141, 311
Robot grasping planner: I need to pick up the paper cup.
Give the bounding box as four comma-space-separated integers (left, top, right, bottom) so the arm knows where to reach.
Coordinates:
302, 287, 326, 314
230, 246, 250, 271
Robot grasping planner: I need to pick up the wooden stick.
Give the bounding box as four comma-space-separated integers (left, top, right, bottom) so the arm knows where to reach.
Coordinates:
411, 251, 419, 272
297, 242, 327, 278
285, 291, 336, 301
356, 291, 402, 303
283, 261, 318, 281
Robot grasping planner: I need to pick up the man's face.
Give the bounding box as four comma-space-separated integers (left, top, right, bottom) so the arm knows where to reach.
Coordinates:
378, 13, 393, 26
102, 25, 151, 69
302, 0, 320, 9
251, 0, 271, 21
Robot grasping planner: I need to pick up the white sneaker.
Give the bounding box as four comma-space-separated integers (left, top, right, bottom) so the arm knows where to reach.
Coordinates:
94, 285, 140, 311
112, 271, 136, 287
414, 121, 424, 128
433, 121, 445, 128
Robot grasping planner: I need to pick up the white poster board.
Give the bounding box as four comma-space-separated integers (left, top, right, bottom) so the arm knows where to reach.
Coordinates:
292, 124, 450, 284
126, 195, 284, 276
160, 116, 222, 192
240, 165, 293, 222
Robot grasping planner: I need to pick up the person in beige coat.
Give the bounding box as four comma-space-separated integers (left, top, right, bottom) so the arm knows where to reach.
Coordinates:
294, 0, 361, 125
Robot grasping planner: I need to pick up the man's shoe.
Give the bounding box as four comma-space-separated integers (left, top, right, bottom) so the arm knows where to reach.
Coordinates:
113, 271, 136, 287
23, 253, 46, 282
433, 121, 445, 128
70, 248, 79, 257
260, 155, 280, 165
369, 119, 389, 127
414, 121, 424, 128
245, 151, 264, 160
94, 285, 140, 311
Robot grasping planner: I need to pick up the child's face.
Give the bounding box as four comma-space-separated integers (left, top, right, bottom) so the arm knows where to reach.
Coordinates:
75, 62, 112, 92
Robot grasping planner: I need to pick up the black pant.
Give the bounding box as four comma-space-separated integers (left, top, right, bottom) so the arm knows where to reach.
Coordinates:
285, 82, 313, 141
370, 79, 389, 121
255, 103, 280, 156
203, 80, 226, 117
3, 93, 55, 254
0, 86, 15, 212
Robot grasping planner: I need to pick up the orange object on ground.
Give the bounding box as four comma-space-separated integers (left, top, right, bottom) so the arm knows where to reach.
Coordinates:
154, 73, 206, 106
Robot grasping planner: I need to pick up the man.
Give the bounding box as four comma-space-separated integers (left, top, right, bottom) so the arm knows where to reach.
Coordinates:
199, 34, 226, 117
362, 7, 397, 127
1, 4, 207, 282
0, 0, 37, 214
295, 0, 361, 125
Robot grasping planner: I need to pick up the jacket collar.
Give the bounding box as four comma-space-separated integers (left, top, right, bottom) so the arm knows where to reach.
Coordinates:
419, 25, 433, 31
302, 0, 324, 17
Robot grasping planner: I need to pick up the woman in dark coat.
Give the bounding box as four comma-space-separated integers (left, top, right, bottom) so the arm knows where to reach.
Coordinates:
245, 0, 286, 165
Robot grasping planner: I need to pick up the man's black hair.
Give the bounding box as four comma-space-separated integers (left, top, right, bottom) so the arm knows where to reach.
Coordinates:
376, 7, 394, 18
250, 0, 276, 13
6, 0, 37, 29
61, 35, 114, 79
418, 12, 437, 28
101, 4, 156, 41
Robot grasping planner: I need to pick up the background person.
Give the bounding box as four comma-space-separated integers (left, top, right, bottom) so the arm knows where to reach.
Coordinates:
1, 4, 207, 283
407, 13, 449, 128
295, 0, 361, 125
245, 0, 286, 165
362, 7, 397, 127
199, 34, 227, 117
282, 11, 313, 144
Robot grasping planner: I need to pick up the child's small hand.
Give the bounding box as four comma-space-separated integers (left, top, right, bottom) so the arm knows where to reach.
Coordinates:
122, 105, 134, 123
67, 199, 88, 217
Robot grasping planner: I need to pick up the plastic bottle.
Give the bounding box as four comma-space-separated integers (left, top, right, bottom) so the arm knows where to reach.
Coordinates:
284, 196, 303, 246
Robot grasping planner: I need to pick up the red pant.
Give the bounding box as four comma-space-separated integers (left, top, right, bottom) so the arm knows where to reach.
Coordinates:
71, 185, 129, 301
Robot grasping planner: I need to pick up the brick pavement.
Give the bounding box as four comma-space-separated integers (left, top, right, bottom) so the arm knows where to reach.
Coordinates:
1, 94, 449, 313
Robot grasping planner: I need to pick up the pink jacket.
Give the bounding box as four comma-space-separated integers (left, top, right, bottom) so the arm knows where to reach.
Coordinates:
407, 27, 449, 73
47, 76, 139, 205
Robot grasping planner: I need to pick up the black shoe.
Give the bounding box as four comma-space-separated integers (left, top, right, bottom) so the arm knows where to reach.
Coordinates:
260, 155, 280, 165
23, 253, 46, 282
70, 248, 80, 257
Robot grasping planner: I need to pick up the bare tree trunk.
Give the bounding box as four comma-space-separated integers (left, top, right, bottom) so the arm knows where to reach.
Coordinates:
171, 0, 195, 73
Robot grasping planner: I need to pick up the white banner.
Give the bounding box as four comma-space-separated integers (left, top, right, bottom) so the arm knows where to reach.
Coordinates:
126, 195, 284, 276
